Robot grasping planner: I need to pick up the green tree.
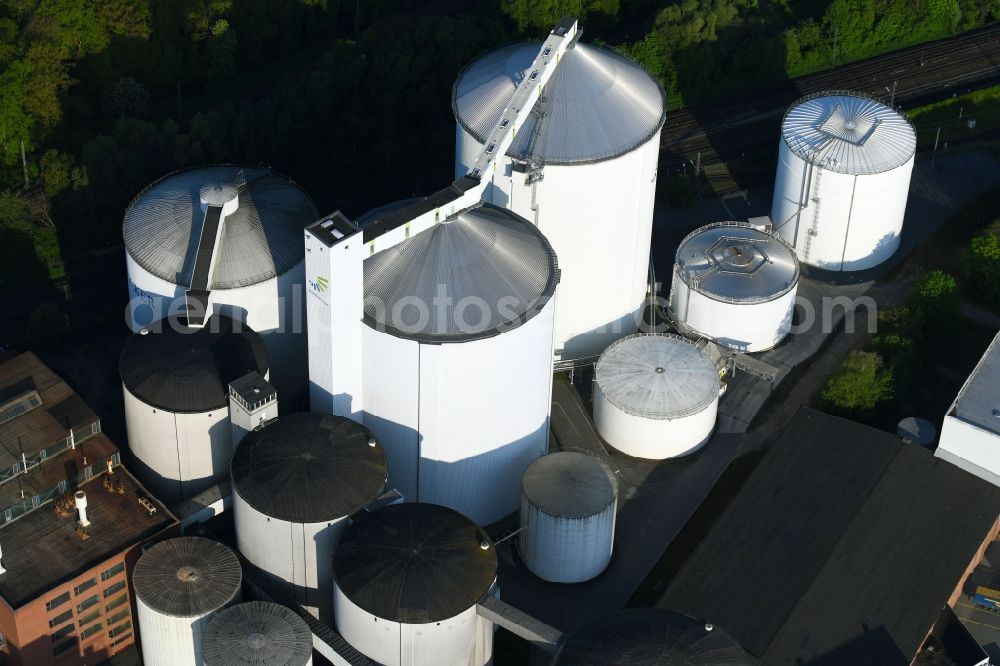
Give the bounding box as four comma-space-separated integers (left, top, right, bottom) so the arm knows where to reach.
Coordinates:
967, 221, 1000, 303
821, 350, 895, 414
908, 269, 960, 341
501, 0, 618, 34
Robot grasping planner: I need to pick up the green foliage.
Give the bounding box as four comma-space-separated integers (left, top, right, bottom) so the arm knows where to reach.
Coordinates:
869, 333, 919, 386
908, 269, 960, 341
821, 350, 895, 414
40, 149, 73, 197
966, 221, 1000, 303
501, 0, 619, 34
0, 189, 64, 281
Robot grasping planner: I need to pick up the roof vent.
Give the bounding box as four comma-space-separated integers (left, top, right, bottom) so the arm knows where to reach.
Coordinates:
74, 491, 90, 527
705, 623, 714, 632
480, 541, 490, 551
368, 437, 377, 448
0, 542, 6, 575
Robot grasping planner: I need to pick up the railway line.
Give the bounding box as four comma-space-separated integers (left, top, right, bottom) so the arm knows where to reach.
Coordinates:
661, 23, 1000, 194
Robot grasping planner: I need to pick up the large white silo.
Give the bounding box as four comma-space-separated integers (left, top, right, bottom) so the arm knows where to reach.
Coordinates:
201, 601, 313, 666
231, 412, 387, 624
770, 92, 916, 271
119, 314, 270, 505
361, 203, 559, 527
133, 537, 242, 666
594, 334, 719, 459
518, 451, 617, 583
332, 503, 497, 666
453, 41, 665, 361
552, 609, 760, 665
123, 165, 316, 401
669, 222, 800, 352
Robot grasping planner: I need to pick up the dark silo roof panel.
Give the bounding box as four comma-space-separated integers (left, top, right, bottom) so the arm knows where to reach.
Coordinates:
202, 601, 312, 666
133, 537, 242, 618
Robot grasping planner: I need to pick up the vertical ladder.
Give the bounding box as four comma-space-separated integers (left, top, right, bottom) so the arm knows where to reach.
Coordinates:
803, 166, 822, 262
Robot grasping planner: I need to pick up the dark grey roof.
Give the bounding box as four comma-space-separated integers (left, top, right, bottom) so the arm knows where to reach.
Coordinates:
675, 222, 799, 303
660, 407, 1000, 666
133, 536, 242, 618
521, 451, 617, 518
453, 43, 666, 164
124, 166, 316, 289
354, 197, 421, 229
333, 503, 497, 623
231, 413, 387, 524
202, 601, 312, 666
119, 315, 269, 413
363, 204, 558, 342
552, 609, 760, 665
229, 371, 276, 406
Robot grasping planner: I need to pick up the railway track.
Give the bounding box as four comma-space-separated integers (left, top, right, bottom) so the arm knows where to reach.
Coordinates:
660, 23, 1000, 194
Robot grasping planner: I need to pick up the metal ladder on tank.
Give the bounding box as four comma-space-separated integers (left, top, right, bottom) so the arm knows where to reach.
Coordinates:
802, 165, 822, 262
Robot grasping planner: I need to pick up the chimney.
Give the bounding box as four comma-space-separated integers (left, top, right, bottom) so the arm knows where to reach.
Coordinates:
0, 542, 6, 575
74, 491, 90, 527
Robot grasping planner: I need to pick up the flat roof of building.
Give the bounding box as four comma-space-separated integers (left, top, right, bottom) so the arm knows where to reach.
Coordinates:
0, 464, 175, 609
659, 407, 1000, 666
0, 352, 100, 467
952, 331, 1000, 436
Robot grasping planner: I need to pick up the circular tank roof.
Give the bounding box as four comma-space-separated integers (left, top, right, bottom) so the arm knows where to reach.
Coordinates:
333, 503, 497, 623
231, 413, 388, 524
897, 416, 937, 446
119, 315, 268, 413
522, 451, 617, 519
133, 537, 242, 618
552, 609, 760, 665
363, 203, 559, 343
124, 165, 316, 289
596, 334, 718, 420
675, 222, 799, 303
453, 42, 666, 165
781, 93, 916, 175
202, 602, 312, 666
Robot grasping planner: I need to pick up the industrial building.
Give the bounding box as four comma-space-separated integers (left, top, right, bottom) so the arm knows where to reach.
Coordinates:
594, 334, 719, 458
123, 165, 316, 400
660, 407, 1000, 666
332, 503, 497, 666
231, 412, 387, 623
132, 536, 242, 666
552, 608, 760, 665
771, 92, 916, 271
0, 353, 177, 666
669, 221, 800, 352
452, 37, 665, 361
201, 601, 313, 666
936, 331, 1000, 486
119, 314, 271, 505
518, 451, 617, 583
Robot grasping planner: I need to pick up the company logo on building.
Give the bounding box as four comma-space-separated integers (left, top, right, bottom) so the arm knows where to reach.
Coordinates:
309, 276, 329, 293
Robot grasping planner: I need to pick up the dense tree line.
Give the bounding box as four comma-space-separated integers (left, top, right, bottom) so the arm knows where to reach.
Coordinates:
0, 0, 996, 324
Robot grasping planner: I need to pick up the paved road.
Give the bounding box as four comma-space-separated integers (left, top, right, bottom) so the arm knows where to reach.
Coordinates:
954, 596, 1000, 663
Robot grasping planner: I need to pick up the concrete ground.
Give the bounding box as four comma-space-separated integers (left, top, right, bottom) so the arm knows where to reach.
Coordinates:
953, 596, 1000, 664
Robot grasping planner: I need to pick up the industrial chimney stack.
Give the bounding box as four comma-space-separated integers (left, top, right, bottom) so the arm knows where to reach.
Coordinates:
74, 491, 90, 527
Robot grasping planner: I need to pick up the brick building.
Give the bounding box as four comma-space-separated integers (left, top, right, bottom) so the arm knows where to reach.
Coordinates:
0, 353, 177, 665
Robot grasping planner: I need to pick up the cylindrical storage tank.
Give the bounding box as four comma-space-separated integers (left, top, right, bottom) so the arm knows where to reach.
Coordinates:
453, 41, 665, 361
231, 413, 387, 624
201, 601, 312, 666
119, 314, 269, 505
123, 165, 317, 401
594, 334, 719, 459
669, 222, 800, 352
552, 608, 760, 665
333, 503, 497, 666
518, 451, 617, 583
770, 93, 916, 271
362, 203, 559, 526
133, 537, 242, 666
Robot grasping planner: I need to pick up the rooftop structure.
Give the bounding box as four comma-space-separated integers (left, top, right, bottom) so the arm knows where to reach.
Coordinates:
937, 331, 1000, 486
660, 407, 1000, 666
201, 601, 313, 666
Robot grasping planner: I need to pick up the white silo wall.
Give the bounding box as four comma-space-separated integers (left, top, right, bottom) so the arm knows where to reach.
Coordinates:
519, 498, 615, 583
594, 385, 718, 459
123, 385, 231, 505
362, 298, 555, 525
771, 143, 914, 271
136, 593, 238, 666
232, 488, 345, 623
670, 274, 799, 353
333, 582, 493, 666
455, 127, 660, 361
126, 256, 306, 402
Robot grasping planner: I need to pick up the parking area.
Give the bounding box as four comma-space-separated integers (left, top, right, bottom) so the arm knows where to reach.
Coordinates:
954, 597, 1000, 663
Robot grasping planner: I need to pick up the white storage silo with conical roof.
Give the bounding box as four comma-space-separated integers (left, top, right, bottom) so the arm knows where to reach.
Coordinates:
453, 40, 665, 361
361, 203, 559, 526
770, 93, 916, 271
201, 601, 313, 666
124, 165, 316, 400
